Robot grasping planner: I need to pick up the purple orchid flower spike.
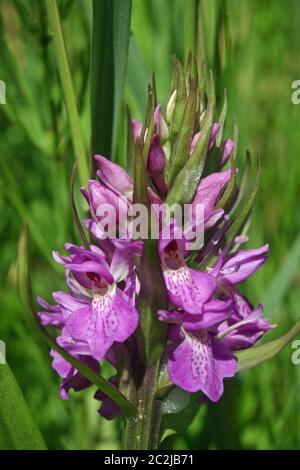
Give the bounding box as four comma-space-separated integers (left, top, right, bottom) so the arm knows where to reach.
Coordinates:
36, 56, 292, 452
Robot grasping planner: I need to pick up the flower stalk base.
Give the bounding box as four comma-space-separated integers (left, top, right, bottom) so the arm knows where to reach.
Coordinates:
122, 364, 162, 450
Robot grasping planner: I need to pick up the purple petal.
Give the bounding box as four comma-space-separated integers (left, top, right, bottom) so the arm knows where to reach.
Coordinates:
147, 134, 165, 176
59, 356, 100, 400
158, 309, 183, 324
190, 123, 220, 154
217, 292, 274, 349
38, 311, 64, 328
51, 349, 73, 379
94, 155, 133, 197
182, 298, 233, 331
52, 291, 89, 320
167, 331, 236, 401
221, 139, 235, 165
131, 119, 143, 141
65, 289, 139, 360
220, 244, 269, 285
192, 170, 231, 219
163, 266, 216, 314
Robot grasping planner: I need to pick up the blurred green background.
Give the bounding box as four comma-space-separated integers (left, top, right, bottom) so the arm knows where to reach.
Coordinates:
0, 0, 300, 449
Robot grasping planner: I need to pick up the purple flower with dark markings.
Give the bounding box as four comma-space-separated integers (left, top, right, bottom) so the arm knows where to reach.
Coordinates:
158, 305, 236, 401
158, 287, 273, 401
37, 56, 281, 439
52, 244, 139, 361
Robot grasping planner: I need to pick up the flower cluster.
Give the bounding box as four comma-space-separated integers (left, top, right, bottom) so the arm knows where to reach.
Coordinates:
38, 62, 273, 416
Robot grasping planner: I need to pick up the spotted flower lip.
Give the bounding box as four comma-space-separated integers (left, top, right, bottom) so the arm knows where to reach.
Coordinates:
158, 278, 274, 400
159, 308, 236, 401
50, 244, 139, 361
65, 285, 139, 360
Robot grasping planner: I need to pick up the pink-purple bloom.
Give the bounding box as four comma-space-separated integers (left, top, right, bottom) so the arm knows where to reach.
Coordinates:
38, 64, 273, 416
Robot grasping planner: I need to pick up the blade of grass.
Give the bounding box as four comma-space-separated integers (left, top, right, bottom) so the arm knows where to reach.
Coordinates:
235, 319, 300, 372
0, 157, 58, 269
91, 0, 132, 165
0, 363, 47, 450
46, 0, 89, 186
184, 0, 199, 63
262, 232, 300, 316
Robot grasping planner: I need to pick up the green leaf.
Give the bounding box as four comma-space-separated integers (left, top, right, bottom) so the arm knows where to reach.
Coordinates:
136, 239, 168, 365
70, 161, 89, 249
168, 77, 198, 186
16, 225, 138, 419
262, 232, 300, 315
215, 88, 227, 147
0, 364, 47, 449
170, 60, 187, 136
126, 35, 151, 118
166, 71, 215, 205
225, 153, 261, 245
235, 319, 300, 372
161, 392, 200, 435
133, 137, 149, 207
0, 162, 56, 269
46, 0, 89, 186
161, 387, 191, 415
229, 150, 251, 215
91, 0, 132, 163
142, 83, 156, 163
216, 155, 236, 210
184, 0, 198, 64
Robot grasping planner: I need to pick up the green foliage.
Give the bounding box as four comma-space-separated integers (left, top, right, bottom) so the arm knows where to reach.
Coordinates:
0, 363, 47, 449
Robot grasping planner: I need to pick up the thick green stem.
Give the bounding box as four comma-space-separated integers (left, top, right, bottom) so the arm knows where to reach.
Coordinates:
122, 364, 162, 450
